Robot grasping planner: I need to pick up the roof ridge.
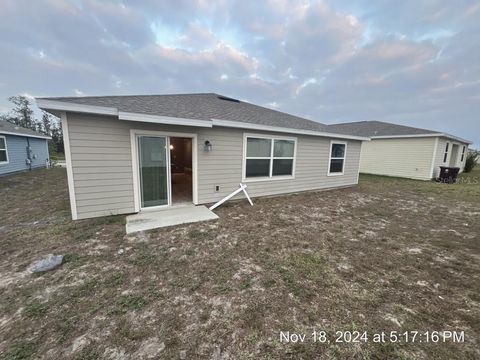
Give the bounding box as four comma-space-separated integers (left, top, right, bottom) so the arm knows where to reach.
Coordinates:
369, 120, 441, 133
0, 120, 51, 138
38, 93, 219, 100
327, 120, 371, 125
0, 120, 40, 132
38, 93, 327, 128
238, 100, 327, 127
328, 120, 439, 133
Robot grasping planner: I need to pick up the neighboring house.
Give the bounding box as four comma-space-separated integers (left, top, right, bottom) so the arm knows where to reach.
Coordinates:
326, 121, 472, 180
37, 93, 368, 220
0, 121, 50, 176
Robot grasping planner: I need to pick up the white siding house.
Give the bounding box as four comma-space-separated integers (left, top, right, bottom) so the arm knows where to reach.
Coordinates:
359, 137, 436, 180
327, 121, 471, 181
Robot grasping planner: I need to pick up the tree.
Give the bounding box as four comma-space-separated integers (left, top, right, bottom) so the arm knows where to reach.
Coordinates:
50, 123, 64, 156
0, 95, 64, 156
6, 95, 36, 130
41, 112, 52, 135
464, 151, 478, 173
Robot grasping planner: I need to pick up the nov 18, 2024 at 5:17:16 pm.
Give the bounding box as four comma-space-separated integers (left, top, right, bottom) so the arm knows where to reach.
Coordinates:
279, 330, 466, 344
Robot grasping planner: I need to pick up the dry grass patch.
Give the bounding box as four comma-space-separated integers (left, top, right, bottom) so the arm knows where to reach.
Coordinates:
0, 167, 479, 359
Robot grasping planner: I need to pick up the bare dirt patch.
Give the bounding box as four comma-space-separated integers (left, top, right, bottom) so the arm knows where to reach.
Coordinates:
1, 168, 479, 359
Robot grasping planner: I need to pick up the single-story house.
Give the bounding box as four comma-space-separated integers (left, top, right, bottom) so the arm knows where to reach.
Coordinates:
0, 121, 50, 176
326, 121, 472, 180
36, 93, 368, 220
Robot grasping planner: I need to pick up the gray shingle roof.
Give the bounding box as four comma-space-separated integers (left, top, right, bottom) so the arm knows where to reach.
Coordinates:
326, 120, 438, 137
38, 93, 330, 133
0, 121, 50, 139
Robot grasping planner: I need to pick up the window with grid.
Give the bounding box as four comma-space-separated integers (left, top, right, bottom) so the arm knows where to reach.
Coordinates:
0, 136, 8, 163
244, 136, 295, 179
443, 142, 449, 163
328, 142, 346, 175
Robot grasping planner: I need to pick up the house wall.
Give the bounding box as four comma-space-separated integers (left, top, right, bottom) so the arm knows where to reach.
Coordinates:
0, 134, 49, 176
359, 137, 436, 180
65, 112, 362, 220
432, 137, 469, 178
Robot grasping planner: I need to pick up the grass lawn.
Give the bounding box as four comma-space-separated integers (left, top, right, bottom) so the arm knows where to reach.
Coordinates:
49, 153, 65, 162
0, 167, 479, 359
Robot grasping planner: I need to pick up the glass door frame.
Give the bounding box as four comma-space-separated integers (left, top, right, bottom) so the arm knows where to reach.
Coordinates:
137, 134, 172, 210
130, 129, 198, 213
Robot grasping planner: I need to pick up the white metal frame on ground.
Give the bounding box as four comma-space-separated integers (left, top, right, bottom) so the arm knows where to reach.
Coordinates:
130, 129, 198, 213
209, 183, 253, 210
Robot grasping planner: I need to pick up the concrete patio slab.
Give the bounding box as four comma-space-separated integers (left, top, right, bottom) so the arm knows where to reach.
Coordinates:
126, 205, 219, 234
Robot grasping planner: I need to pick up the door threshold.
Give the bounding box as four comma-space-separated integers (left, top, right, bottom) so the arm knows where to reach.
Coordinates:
140, 203, 194, 213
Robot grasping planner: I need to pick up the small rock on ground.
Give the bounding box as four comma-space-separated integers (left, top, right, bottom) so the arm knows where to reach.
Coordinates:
70, 334, 89, 353
27, 254, 63, 273
384, 314, 402, 327
337, 263, 352, 271
407, 248, 422, 254
134, 338, 165, 359
416, 280, 429, 287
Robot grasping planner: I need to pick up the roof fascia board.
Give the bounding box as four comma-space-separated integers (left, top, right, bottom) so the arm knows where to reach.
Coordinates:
212, 119, 370, 141
118, 111, 212, 128
36, 99, 118, 116
438, 134, 472, 144
371, 133, 442, 139
0, 130, 51, 140
371, 133, 472, 144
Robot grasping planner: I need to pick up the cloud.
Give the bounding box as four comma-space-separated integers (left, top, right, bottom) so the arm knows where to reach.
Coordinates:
0, 0, 478, 146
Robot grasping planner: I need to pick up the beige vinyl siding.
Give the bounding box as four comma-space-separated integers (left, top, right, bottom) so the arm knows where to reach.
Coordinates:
433, 137, 448, 178
66, 114, 135, 219
458, 143, 468, 171
359, 137, 436, 180
66, 113, 361, 219
432, 137, 469, 178
197, 129, 361, 203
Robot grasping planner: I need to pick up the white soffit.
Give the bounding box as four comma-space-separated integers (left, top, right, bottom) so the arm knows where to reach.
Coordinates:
118, 111, 212, 128
36, 99, 118, 116
371, 133, 472, 144
212, 119, 370, 141
36, 99, 372, 139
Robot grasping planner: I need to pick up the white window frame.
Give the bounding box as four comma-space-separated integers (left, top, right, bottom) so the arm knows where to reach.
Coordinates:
0, 135, 8, 164
328, 140, 347, 176
460, 145, 466, 162
242, 133, 297, 182
443, 142, 449, 163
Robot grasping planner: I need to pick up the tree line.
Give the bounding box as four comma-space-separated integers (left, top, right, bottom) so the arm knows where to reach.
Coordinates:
0, 95, 64, 157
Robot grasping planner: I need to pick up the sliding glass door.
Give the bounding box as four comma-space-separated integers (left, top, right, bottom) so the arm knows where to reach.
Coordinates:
138, 136, 169, 208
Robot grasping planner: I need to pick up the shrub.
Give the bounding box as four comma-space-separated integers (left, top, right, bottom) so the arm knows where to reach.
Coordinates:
464, 151, 477, 173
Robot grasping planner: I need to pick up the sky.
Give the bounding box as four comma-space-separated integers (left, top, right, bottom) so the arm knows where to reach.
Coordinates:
0, 0, 479, 147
